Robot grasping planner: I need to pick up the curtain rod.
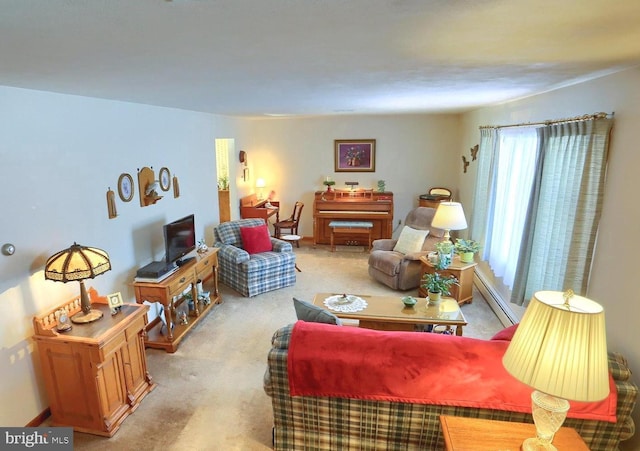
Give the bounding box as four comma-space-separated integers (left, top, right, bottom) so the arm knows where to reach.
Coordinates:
479, 112, 614, 130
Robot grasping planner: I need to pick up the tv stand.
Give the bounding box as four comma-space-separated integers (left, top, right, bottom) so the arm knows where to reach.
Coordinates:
132, 248, 221, 353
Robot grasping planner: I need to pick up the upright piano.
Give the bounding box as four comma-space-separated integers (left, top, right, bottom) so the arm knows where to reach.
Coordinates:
313, 190, 393, 247
240, 193, 280, 222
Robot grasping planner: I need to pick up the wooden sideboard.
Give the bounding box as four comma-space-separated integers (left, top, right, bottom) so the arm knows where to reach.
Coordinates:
132, 249, 221, 353
33, 291, 156, 437
240, 193, 280, 222
313, 190, 393, 247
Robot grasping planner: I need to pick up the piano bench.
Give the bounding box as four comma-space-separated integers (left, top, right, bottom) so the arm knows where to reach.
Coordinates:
328, 221, 374, 252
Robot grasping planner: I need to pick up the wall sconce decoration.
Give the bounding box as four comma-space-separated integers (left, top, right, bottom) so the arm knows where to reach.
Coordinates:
173, 175, 180, 198
106, 187, 117, 219
243, 167, 249, 182
239, 150, 247, 164
137, 166, 163, 207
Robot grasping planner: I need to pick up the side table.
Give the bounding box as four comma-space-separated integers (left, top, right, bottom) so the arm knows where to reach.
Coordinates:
33, 294, 156, 436
419, 255, 477, 304
439, 415, 589, 450
281, 234, 301, 272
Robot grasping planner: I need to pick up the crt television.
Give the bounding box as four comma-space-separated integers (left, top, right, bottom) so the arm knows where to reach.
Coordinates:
164, 214, 196, 267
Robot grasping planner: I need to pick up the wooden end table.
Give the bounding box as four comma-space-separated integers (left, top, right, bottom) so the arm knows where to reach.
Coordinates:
419, 255, 477, 305
439, 415, 589, 451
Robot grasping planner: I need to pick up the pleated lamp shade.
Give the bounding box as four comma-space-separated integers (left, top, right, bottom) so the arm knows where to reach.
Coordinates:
502, 290, 609, 402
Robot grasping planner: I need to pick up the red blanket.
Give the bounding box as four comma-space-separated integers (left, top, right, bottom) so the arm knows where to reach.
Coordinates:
288, 321, 617, 422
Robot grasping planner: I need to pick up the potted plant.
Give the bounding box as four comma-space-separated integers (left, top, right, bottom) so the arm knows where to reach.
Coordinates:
323, 179, 336, 192
218, 175, 229, 191
454, 238, 481, 263
421, 272, 458, 304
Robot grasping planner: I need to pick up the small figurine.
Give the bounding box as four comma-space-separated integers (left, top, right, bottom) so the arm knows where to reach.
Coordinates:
178, 311, 188, 325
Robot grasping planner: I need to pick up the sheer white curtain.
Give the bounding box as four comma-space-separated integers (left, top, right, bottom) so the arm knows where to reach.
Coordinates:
485, 128, 539, 288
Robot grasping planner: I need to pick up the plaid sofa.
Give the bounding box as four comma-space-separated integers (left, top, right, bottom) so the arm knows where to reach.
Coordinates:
214, 219, 296, 297
264, 323, 638, 450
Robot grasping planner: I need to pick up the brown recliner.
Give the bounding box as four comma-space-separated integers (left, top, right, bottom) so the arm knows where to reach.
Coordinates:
368, 207, 444, 290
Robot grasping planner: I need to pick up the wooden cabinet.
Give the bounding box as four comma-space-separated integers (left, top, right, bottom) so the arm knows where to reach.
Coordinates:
132, 249, 221, 353
418, 255, 477, 304
33, 293, 155, 437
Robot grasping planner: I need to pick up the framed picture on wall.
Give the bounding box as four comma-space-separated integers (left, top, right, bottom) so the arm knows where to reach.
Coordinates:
334, 139, 376, 172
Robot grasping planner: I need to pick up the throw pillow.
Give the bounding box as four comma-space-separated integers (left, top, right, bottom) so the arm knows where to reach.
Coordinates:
490, 324, 519, 341
393, 226, 430, 254
239, 224, 273, 254
293, 297, 342, 325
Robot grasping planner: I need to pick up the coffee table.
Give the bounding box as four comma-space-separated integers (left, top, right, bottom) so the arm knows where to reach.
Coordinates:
312, 293, 467, 335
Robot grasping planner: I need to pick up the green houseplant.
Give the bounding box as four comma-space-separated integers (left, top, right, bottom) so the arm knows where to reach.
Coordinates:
454, 238, 481, 263
323, 179, 336, 192
218, 175, 229, 191
421, 272, 458, 304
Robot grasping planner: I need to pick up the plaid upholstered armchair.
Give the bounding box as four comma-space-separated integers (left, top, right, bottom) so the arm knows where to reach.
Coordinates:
214, 218, 297, 297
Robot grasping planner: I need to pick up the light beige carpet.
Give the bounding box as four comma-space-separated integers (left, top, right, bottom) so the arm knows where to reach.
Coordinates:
70, 244, 505, 450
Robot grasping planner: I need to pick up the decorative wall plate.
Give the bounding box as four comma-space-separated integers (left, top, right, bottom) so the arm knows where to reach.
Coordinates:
117, 173, 134, 202
159, 167, 171, 191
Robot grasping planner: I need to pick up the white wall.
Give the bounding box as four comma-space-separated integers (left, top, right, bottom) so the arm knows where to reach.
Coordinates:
0, 86, 247, 426
243, 114, 461, 238
458, 67, 640, 450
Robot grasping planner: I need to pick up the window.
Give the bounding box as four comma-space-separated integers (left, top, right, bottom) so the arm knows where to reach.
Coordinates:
471, 116, 612, 312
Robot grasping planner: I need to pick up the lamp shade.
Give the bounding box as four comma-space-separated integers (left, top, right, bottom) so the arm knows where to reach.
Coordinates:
431, 202, 468, 231
256, 178, 266, 188
45, 243, 111, 282
502, 290, 609, 402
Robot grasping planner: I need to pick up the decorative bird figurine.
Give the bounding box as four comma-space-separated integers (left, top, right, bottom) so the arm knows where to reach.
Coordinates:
462, 156, 470, 173
470, 144, 479, 161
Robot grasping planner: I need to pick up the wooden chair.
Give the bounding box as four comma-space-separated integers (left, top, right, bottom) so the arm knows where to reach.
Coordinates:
273, 201, 304, 246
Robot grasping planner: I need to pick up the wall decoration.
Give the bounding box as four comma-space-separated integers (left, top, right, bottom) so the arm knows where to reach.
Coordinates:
243, 167, 250, 182
117, 173, 134, 202
159, 167, 171, 191
462, 156, 470, 173
173, 175, 180, 198
471, 144, 479, 161
106, 188, 117, 219
334, 139, 376, 172
138, 166, 163, 207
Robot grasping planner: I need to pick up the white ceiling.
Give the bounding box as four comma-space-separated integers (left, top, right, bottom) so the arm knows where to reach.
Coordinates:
2, 0, 640, 118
